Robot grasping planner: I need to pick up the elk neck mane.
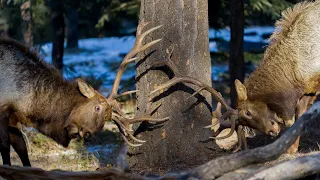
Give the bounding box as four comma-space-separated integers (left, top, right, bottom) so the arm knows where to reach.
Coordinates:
244, 1, 320, 100
0, 39, 86, 129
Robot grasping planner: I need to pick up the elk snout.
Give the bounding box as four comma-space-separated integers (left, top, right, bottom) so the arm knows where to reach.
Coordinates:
67, 123, 80, 139
266, 120, 280, 137
79, 128, 92, 141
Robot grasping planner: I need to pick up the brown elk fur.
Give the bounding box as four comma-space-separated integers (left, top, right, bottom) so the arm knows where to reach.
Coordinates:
235, 1, 320, 152
0, 39, 112, 166
245, 1, 320, 119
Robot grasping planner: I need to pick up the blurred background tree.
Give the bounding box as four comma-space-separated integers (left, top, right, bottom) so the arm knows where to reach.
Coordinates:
0, 0, 296, 45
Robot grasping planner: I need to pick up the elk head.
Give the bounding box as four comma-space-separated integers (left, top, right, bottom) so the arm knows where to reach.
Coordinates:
64, 20, 168, 147
67, 79, 112, 140
234, 79, 281, 137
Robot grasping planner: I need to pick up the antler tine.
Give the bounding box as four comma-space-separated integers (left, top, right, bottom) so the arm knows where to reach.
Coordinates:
215, 101, 222, 118
113, 102, 169, 147
206, 102, 238, 140
108, 19, 162, 100
112, 115, 133, 132
115, 115, 168, 146
113, 118, 142, 146
121, 116, 169, 124
113, 115, 147, 145
149, 53, 235, 116
204, 102, 222, 129
129, 133, 146, 143
232, 125, 248, 153
150, 76, 236, 116
121, 133, 143, 147
187, 87, 205, 100
210, 116, 237, 140
232, 126, 244, 153
115, 90, 139, 99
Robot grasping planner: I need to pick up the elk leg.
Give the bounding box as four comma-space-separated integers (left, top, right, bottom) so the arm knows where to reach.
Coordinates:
9, 127, 31, 166
285, 95, 316, 154
0, 109, 11, 165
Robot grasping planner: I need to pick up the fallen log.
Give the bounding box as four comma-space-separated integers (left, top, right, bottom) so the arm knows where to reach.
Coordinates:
248, 152, 320, 180
0, 166, 143, 180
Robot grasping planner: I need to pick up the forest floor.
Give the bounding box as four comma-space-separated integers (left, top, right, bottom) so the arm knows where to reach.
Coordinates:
4, 127, 122, 171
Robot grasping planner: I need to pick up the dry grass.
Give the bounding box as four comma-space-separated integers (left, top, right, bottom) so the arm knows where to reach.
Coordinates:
4, 129, 102, 171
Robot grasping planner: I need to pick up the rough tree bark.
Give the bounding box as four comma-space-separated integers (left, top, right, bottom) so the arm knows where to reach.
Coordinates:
66, 7, 79, 49
229, 0, 244, 108
129, 0, 214, 170
20, 0, 33, 46
47, 0, 65, 72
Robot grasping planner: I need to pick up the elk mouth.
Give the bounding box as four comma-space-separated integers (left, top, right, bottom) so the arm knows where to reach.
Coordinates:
79, 128, 92, 140
66, 123, 81, 139
268, 131, 278, 137
70, 132, 80, 139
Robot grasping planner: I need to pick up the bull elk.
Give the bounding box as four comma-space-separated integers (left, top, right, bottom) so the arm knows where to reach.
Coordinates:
150, 1, 320, 152
0, 19, 167, 166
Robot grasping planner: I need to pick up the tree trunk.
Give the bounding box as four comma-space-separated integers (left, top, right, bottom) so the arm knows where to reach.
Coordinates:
47, 0, 65, 72
129, 0, 215, 171
66, 7, 79, 49
229, 0, 244, 108
20, 0, 33, 46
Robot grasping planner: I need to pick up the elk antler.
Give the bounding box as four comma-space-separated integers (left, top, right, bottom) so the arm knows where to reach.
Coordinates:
206, 102, 248, 152
149, 49, 239, 139
106, 19, 169, 146
232, 125, 248, 152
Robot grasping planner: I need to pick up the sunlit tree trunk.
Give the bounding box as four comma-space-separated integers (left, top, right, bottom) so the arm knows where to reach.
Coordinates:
129, 0, 214, 171
20, 0, 33, 46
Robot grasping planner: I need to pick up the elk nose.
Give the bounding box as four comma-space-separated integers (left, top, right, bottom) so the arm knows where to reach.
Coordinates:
269, 120, 280, 136
268, 130, 278, 137
84, 132, 91, 140
71, 133, 79, 139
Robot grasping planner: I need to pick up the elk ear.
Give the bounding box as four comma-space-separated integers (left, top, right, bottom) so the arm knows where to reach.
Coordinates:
235, 79, 247, 101
77, 78, 96, 98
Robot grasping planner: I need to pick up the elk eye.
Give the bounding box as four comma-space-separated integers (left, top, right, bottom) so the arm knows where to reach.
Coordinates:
245, 110, 252, 117
84, 132, 91, 139
95, 106, 100, 111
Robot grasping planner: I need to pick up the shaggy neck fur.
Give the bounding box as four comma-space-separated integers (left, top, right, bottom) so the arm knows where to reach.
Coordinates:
0, 40, 87, 146
29, 80, 86, 147
244, 1, 320, 119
